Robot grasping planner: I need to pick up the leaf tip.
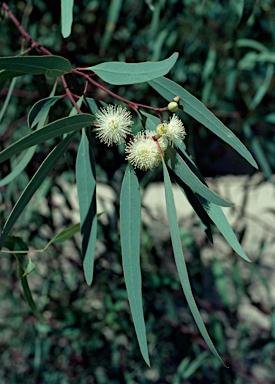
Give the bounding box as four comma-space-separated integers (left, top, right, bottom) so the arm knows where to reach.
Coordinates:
84, 274, 93, 286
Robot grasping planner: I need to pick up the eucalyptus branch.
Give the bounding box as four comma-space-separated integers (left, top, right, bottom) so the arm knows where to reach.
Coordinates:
1, 2, 81, 114
74, 69, 167, 118
2, 2, 52, 56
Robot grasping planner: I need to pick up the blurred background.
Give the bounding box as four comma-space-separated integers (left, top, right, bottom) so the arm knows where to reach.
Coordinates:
0, 0, 275, 383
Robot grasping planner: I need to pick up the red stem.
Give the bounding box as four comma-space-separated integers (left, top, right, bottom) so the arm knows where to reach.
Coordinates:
2, 2, 52, 56
73, 70, 166, 118
2, 2, 166, 118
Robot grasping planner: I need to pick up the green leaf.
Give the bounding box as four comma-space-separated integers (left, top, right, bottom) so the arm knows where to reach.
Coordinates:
85, 97, 100, 114
48, 223, 80, 245
249, 63, 274, 110
238, 0, 256, 28
23, 259, 36, 276
76, 130, 97, 285
235, 38, 269, 52
0, 114, 93, 164
0, 146, 36, 187
28, 96, 62, 129
265, 113, 275, 124
177, 144, 250, 261
0, 77, 17, 124
242, 122, 273, 180
200, 194, 251, 262
89, 53, 178, 85
4, 236, 45, 321
120, 164, 150, 366
162, 160, 224, 365
17, 255, 44, 319
100, 0, 123, 50
61, 0, 74, 38
0, 56, 71, 78
172, 175, 213, 243
175, 145, 251, 262
0, 70, 25, 83
166, 146, 232, 207
149, 77, 258, 169
0, 133, 76, 249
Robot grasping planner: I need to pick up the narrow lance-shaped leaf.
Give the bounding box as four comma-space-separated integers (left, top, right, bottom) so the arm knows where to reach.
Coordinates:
171, 173, 213, 243
166, 146, 232, 207
175, 143, 251, 262
100, 0, 123, 50
0, 114, 94, 164
16, 255, 44, 319
23, 259, 36, 277
3, 236, 45, 321
61, 0, 74, 38
243, 122, 272, 180
0, 76, 17, 124
0, 133, 77, 250
1, 85, 60, 187
0, 70, 25, 84
88, 53, 178, 85
0, 56, 71, 78
149, 77, 258, 169
162, 160, 225, 365
120, 164, 150, 366
76, 130, 97, 285
0, 146, 36, 187
197, 195, 252, 262
47, 223, 81, 246
28, 96, 62, 129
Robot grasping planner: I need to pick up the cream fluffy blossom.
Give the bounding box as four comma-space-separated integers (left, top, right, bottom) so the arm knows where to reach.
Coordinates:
94, 105, 133, 146
126, 131, 167, 171
156, 114, 186, 145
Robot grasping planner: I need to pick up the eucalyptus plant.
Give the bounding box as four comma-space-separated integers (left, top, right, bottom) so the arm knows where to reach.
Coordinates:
0, 2, 258, 366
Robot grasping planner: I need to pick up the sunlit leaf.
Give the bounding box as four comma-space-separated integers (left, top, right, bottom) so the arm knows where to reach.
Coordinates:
89, 53, 178, 85
149, 77, 258, 169
162, 160, 224, 365
76, 130, 97, 285
120, 164, 150, 366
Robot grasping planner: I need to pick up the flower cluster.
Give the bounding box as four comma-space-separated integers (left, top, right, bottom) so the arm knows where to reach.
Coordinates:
94, 105, 133, 146
93, 104, 186, 171
126, 131, 167, 171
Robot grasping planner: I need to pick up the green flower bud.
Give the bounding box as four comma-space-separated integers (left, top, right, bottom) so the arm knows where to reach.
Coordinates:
167, 101, 178, 112
156, 123, 168, 136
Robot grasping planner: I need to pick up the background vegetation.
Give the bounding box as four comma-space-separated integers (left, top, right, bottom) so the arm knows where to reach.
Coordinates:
0, 0, 275, 383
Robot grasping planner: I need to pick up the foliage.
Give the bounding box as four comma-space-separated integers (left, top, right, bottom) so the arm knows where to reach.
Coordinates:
0, 0, 274, 382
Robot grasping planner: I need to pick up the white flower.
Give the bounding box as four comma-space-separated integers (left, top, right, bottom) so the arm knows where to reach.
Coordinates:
156, 114, 186, 145
126, 131, 167, 171
94, 105, 133, 146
